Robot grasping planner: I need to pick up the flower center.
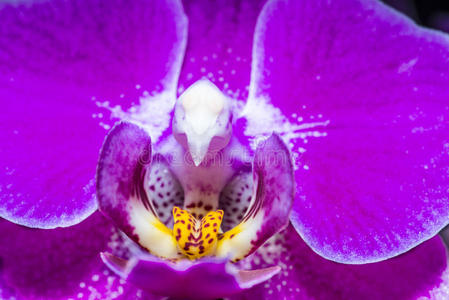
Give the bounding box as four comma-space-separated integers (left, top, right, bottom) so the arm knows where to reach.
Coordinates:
172, 206, 223, 260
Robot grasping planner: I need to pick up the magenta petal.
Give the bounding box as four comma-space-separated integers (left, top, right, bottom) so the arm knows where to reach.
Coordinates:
250, 0, 449, 262
233, 225, 449, 300
0, 212, 109, 298
0, 0, 187, 228
178, 0, 265, 100
102, 253, 280, 299
0, 212, 154, 299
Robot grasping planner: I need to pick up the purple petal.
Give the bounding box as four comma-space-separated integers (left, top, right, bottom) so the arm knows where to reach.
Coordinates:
217, 134, 295, 261
0, 0, 187, 228
178, 0, 265, 100
0, 212, 159, 299
97, 122, 180, 258
232, 225, 449, 300
248, 0, 449, 262
102, 253, 279, 299
0, 212, 126, 299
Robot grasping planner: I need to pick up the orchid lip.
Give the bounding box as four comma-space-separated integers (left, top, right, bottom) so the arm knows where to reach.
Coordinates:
97, 120, 295, 262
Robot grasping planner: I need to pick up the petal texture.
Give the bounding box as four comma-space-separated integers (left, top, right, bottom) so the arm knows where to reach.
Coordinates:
178, 0, 265, 100
232, 225, 449, 300
102, 253, 279, 299
0, 212, 121, 299
0, 0, 187, 228
248, 0, 449, 263
0, 212, 159, 299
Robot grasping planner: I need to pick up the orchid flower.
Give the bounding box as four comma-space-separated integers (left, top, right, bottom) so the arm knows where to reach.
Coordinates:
1, 0, 449, 299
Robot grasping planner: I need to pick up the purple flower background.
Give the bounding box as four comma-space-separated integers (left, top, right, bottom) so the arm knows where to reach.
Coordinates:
1, 0, 449, 299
